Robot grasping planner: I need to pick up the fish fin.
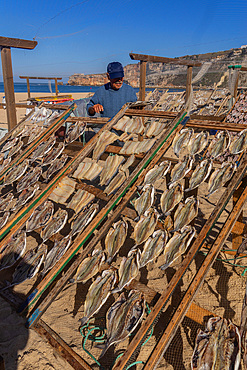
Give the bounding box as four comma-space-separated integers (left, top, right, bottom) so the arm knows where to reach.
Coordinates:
159, 263, 169, 271
80, 317, 89, 327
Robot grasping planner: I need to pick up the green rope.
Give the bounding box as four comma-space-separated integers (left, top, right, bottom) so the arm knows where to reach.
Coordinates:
126, 361, 145, 369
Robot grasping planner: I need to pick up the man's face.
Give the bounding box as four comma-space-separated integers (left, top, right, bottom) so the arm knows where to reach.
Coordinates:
107, 74, 123, 90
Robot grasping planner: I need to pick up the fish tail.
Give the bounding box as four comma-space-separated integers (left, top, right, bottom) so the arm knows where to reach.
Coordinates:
80, 316, 89, 327
159, 263, 169, 271
99, 343, 110, 359
106, 257, 113, 265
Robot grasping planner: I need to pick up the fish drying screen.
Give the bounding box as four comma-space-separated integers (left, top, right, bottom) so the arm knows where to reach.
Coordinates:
228, 68, 239, 96
160, 257, 246, 369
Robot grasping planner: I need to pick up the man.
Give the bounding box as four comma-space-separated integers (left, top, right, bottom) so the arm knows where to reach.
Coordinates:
87, 62, 137, 118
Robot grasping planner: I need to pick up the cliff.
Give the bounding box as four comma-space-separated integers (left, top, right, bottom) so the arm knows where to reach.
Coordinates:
68, 47, 247, 88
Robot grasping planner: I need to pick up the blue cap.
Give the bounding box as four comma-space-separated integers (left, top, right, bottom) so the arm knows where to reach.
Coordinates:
107, 62, 124, 79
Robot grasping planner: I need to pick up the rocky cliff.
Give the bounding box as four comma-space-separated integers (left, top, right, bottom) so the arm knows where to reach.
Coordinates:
68, 47, 247, 88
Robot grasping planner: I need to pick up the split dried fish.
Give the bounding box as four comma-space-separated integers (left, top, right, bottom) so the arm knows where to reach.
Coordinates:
3, 159, 29, 186
112, 249, 140, 293
105, 220, 128, 264
0, 211, 10, 229
13, 184, 39, 211
41, 234, 72, 276
188, 131, 209, 156
1, 137, 18, 153
139, 229, 168, 268
229, 128, 247, 155
80, 268, 117, 326
41, 208, 68, 242
173, 196, 198, 232
30, 136, 56, 162
172, 128, 194, 157
11, 125, 28, 139
144, 161, 171, 186
71, 203, 99, 237
0, 230, 26, 271
27, 125, 44, 144
104, 169, 128, 196
169, 156, 193, 185
42, 142, 65, 166
16, 166, 42, 193
0, 193, 15, 212
0, 157, 11, 173
160, 225, 195, 270
208, 162, 236, 197
8, 140, 24, 158
135, 138, 156, 154
99, 290, 145, 358
191, 316, 241, 369
72, 160, 103, 181
134, 208, 159, 245
99, 155, 125, 186
207, 130, 231, 159
49, 176, 76, 204
65, 121, 87, 144
43, 154, 68, 181
26, 200, 54, 233
92, 130, 119, 160
119, 140, 139, 155
132, 184, 155, 217
185, 159, 212, 192
67, 189, 95, 214
11, 244, 47, 286
113, 116, 132, 131
120, 154, 135, 172
73, 248, 105, 284
160, 182, 184, 216
144, 120, 165, 138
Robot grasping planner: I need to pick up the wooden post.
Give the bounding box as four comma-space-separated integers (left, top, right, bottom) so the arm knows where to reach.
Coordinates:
1, 47, 17, 130
185, 65, 193, 104
234, 70, 240, 101
26, 77, 30, 98
55, 78, 58, 96
139, 61, 147, 101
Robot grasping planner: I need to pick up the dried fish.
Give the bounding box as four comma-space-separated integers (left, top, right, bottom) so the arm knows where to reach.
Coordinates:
71, 203, 99, 237
172, 128, 194, 157
144, 161, 171, 186
0, 157, 11, 173
72, 161, 103, 181
104, 169, 128, 196
132, 184, 155, 217
113, 116, 132, 131
185, 159, 212, 192
191, 316, 241, 369
67, 189, 95, 214
42, 142, 65, 166
0, 211, 10, 229
139, 229, 168, 268
173, 196, 198, 232
240, 280, 247, 368
160, 182, 184, 216
11, 244, 47, 286
207, 130, 231, 159
105, 220, 128, 264
160, 226, 195, 270
120, 154, 135, 172
3, 159, 29, 186
0, 230, 26, 271
112, 249, 140, 293
13, 184, 39, 211
1, 137, 18, 153
73, 249, 105, 284
188, 131, 209, 156
41, 208, 68, 242
134, 208, 159, 245
11, 125, 28, 139
0, 193, 15, 212
16, 166, 42, 193
92, 130, 119, 160
229, 128, 247, 155
119, 141, 139, 155
99, 290, 145, 358
8, 140, 24, 158
208, 162, 236, 197
144, 120, 165, 138
134, 138, 156, 154
80, 269, 117, 326
26, 200, 54, 233
41, 234, 72, 276
30, 136, 56, 162
43, 154, 68, 181
169, 156, 193, 185
49, 176, 76, 204
65, 121, 87, 144
27, 125, 44, 144
99, 155, 125, 186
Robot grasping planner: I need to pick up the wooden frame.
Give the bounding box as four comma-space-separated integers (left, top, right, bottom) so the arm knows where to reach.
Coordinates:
19, 76, 63, 98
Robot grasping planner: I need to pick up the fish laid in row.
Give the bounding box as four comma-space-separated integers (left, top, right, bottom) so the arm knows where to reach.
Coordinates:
0, 230, 26, 271
1, 137, 18, 153
8, 140, 23, 158
172, 128, 194, 157
229, 128, 247, 155
207, 130, 231, 159
26, 200, 54, 233
0, 211, 10, 229
0, 193, 15, 212
14, 184, 40, 211
191, 316, 240, 369
113, 116, 144, 134
65, 121, 87, 145
133, 184, 155, 217
43, 154, 68, 181
169, 156, 193, 186
160, 225, 195, 271
160, 182, 184, 216
73, 248, 105, 284
42, 142, 65, 166
144, 160, 171, 186
67, 189, 95, 214
3, 159, 29, 186
71, 203, 99, 237
72, 161, 103, 181
99, 290, 145, 358
112, 249, 140, 293
207, 162, 236, 197
134, 208, 159, 245
188, 131, 209, 156
186, 159, 212, 192
30, 136, 56, 162
105, 220, 128, 264
16, 167, 42, 193
99, 155, 125, 186
80, 268, 117, 326
173, 196, 198, 232
41, 208, 68, 242
92, 130, 119, 161
144, 120, 166, 138
138, 229, 168, 268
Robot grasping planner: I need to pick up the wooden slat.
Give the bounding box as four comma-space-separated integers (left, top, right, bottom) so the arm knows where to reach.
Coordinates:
139, 61, 147, 101
113, 154, 247, 369
19, 76, 62, 80
129, 53, 202, 67
185, 66, 193, 103
0, 36, 37, 49
0, 103, 35, 109
144, 182, 247, 369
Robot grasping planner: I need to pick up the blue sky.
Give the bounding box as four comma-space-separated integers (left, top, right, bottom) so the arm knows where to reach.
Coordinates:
1, 0, 247, 82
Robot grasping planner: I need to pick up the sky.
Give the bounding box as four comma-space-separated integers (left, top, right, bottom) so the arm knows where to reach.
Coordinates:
0, 0, 247, 82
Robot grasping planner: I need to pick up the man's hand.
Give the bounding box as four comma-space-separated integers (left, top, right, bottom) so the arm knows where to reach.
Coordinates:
88, 104, 104, 116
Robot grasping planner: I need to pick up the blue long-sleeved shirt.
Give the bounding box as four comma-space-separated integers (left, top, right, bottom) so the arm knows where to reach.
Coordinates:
87, 82, 137, 118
